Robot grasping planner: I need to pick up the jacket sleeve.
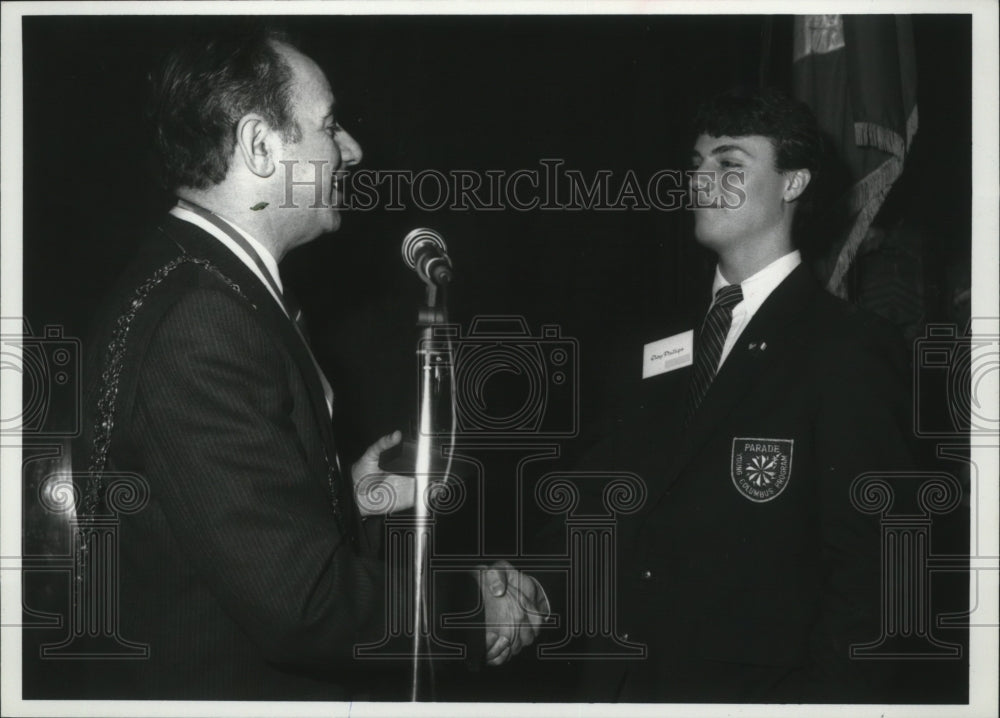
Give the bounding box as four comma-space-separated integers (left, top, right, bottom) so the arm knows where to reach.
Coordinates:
127, 287, 386, 666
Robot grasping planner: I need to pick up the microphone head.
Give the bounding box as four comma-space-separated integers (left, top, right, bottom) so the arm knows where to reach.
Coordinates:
401, 228, 447, 271
424, 256, 453, 285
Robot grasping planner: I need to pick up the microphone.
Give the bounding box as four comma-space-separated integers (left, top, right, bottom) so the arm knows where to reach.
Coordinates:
402, 228, 453, 285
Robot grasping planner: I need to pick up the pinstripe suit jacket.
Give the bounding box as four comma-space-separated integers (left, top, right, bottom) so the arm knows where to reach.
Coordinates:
73, 216, 389, 699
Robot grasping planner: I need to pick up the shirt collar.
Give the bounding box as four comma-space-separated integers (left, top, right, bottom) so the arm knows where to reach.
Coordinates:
712, 250, 802, 317
169, 204, 283, 294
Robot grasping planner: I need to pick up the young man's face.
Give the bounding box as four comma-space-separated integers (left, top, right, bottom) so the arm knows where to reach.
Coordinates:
689, 134, 794, 256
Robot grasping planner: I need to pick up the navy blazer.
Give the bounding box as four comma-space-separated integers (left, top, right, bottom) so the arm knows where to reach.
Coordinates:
576, 263, 912, 702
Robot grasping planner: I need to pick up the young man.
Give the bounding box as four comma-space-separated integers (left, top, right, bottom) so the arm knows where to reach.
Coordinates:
568, 88, 913, 702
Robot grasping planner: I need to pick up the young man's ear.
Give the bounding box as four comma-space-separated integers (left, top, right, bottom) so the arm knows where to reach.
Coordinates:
783, 168, 811, 203
234, 114, 277, 179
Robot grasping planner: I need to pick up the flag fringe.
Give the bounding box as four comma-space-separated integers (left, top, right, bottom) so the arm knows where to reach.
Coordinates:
826, 156, 904, 297
853, 104, 919, 159
830, 105, 918, 295
854, 122, 905, 158
843, 154, 905, 215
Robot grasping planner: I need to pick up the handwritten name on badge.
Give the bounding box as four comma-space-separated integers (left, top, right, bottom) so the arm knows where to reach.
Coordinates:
642, 330, 693, 379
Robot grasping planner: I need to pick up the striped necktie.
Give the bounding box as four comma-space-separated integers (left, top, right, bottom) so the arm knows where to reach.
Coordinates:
685, 283, 744, 422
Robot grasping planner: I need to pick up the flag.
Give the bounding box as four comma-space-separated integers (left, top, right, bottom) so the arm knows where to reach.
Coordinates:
793, 14, 918, 298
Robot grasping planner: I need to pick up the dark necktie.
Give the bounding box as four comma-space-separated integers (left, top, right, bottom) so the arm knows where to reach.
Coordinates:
281, 287, 310, 339
685, 283, 744, 422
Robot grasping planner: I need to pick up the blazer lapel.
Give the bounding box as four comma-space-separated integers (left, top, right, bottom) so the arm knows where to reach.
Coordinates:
156, 217, 341, 467
656, 264, 819, 498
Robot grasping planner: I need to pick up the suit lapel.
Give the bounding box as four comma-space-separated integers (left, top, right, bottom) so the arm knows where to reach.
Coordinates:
156, 217, 341, 467
656, 264, 819, 499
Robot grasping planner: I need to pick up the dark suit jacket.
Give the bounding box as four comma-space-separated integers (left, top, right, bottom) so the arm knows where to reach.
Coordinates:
576, 263, 912, 702
73, 216, 395, 700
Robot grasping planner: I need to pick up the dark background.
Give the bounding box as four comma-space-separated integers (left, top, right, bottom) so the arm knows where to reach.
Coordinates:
20, 14, 971, 702
22, 15, 973, 458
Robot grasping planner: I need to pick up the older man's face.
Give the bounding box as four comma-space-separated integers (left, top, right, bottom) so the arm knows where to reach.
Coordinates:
276, 43, 362, 248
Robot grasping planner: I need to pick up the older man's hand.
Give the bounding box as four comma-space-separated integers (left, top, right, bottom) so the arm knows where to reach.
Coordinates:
352, 430, 417, 516
479, 560, 550, 666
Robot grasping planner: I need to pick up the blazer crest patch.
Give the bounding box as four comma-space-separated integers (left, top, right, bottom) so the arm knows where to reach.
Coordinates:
730, 437, 793, 503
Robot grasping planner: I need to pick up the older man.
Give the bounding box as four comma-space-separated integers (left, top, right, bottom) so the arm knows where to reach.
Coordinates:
73, 26, 539, 700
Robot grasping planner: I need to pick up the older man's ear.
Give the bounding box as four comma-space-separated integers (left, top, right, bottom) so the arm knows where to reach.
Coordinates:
235, 113, 278, 179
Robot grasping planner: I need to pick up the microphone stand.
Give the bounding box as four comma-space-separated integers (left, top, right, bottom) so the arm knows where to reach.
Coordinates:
411, 279, 449, 701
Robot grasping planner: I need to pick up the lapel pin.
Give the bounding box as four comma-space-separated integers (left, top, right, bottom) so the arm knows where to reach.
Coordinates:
760, 341, 767, 351
748, 341, 758, 351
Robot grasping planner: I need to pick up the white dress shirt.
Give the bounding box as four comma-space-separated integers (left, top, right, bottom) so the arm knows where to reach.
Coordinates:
170, 204, 286, 315
712, 250, 802, 369
170, 204, 334, 416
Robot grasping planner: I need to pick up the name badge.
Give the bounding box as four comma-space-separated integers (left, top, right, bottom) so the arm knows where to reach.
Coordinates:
642, 330, 693, 379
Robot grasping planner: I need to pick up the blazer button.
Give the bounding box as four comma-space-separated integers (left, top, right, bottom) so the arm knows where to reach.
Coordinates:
641, 569, 653, 580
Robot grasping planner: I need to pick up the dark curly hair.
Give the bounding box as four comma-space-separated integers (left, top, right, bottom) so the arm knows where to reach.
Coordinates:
691, 87, 827, 247
147, 25, 302, 191
693, 87, 823, 176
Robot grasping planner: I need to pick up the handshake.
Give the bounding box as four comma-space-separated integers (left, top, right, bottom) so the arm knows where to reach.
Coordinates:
354, 433, 551, 666
477, 560, 551, 666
